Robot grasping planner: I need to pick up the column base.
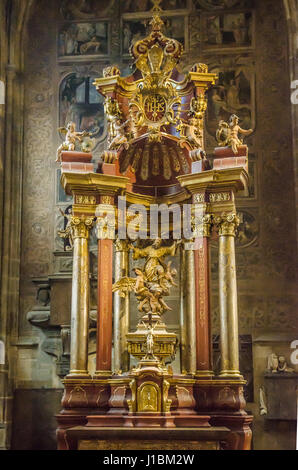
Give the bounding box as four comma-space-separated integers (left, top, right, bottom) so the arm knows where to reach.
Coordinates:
195, 370, 214, 379
66, 370, 91, 379
219, 370, 243, 379
94, 370, 112, 378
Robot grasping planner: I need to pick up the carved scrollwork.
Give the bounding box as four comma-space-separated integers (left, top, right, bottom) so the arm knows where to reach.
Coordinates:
70, 216, 94, 239
191, 63, 209, 74
192, 213, 213, 238
215, 212, 240, 237
103, 65, 120, 78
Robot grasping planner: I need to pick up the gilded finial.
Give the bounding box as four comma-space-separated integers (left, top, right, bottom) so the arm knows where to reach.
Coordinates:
150, 14, 164, 32
150, 0, 164, 32
151, 0, 162, 12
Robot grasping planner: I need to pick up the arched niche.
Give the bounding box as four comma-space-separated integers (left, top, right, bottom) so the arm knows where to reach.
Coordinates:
59, 72, 107, 149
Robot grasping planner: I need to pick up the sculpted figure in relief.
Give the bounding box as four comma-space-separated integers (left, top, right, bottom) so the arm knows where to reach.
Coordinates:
108, 118, 130, 150
58, 208, 73, 250
267, 353, 294, 373
104, 97, 130, 150
277, 356, 294, 373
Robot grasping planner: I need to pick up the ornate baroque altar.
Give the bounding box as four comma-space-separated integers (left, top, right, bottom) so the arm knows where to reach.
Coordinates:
56, 4, 253, 451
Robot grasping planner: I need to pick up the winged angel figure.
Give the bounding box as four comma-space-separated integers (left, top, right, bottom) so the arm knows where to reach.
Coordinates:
112, 239, 179, 316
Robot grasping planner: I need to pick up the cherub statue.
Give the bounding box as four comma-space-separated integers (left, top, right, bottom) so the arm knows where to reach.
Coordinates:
56, 122, 91, 162
104, 97, 131, 150
277, 356, 294, 373
185, 118, 203, 149
216, 114, 253, 154
159, 261, 178, 294
178, 117, 204, 151
113, 266, 153, 313
134, 268, 155, 313
108, 118, 130, 150
58, 208, 73, 251
147, 264, 172, 313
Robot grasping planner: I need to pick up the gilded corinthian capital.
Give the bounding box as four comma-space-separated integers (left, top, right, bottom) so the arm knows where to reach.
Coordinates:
58, 214, 93, 251
192, 213, 213, 238
202, 214, 213, 237
215, 213, 240, 237
115, 239, 130, 252
70, 216, 94, 239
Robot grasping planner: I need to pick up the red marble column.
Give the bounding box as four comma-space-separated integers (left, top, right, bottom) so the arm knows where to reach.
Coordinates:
194, 234, 213, 378
95, 238, 113, 375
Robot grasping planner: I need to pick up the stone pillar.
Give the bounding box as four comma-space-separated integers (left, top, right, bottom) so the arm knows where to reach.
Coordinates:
113, 239, 130, 373
216, 213, 241, 378
68, 216, 93, 377
95, 238, 113, 376
184, 242, 197, 375
194, 215, 214, 378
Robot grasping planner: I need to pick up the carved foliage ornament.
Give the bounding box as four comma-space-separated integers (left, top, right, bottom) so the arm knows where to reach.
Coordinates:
215, 213, 240, 237
209, 192, 231, 203
70, 216, 94, 239
75, 195, 96, 205
191, 213, 213, 238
